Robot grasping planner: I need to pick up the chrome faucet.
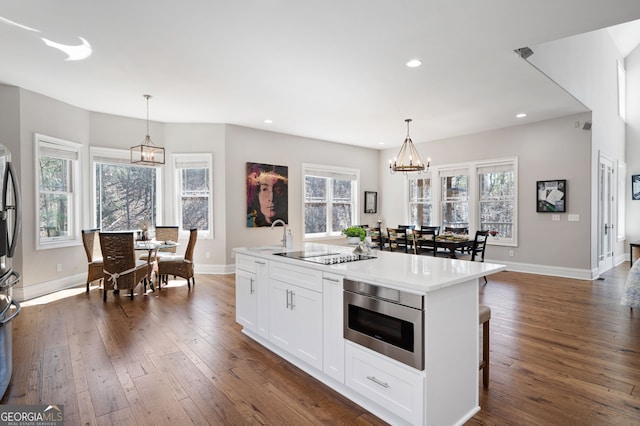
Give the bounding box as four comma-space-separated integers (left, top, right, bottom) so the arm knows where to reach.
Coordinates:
271, 219, 287, 249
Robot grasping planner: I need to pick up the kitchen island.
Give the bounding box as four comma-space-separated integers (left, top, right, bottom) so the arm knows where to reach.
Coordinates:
233, 243, 505, 426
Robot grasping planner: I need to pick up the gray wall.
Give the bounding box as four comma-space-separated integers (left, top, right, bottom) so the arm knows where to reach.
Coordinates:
224, 124, 380, 265
380, 112, 592, 273
529, 27, 627, 271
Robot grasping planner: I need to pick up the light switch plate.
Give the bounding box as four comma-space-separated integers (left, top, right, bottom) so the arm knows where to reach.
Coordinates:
568, 214, 579, 222
552, 214, 560, 221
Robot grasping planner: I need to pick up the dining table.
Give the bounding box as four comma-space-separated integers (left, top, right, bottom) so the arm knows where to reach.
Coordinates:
413, 234, 473, 259
134, 240, 179, 291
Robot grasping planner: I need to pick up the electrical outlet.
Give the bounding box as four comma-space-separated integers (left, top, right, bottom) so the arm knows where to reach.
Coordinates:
568, 214, 579, 222
509, 250, 514, 257
552, 214, 560, 221
206, 251, 211, 259
56, 263, 62, 272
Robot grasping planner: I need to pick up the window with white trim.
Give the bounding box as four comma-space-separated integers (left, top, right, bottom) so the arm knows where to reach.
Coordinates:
303, 164, 359, 239
91, 147, 163, 231
36, 134, 81, 249
440, 167, 469, 229
408, 176, 433, 227
478, 162, 515, 242
173, 153, 213, 237
407, 157, 518, 245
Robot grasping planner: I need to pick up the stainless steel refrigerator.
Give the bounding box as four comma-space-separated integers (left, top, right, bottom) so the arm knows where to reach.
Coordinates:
0, 143, 21, 398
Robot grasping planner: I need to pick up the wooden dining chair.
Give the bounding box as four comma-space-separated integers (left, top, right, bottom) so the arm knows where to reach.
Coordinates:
386, 227, 410, 253
99, 232, 149, 301
157, 229, 198, 290
444, 226, 468, 235
82, 228, 103, 292
460, 230, 490, 283
420, 225, 440, 235
413, 229, 438, 256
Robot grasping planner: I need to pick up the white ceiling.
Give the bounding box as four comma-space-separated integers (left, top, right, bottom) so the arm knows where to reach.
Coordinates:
1, 1, 640, 149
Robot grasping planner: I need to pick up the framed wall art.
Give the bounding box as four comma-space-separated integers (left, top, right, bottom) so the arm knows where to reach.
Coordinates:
632, 175, 640, 200
536, 179, 566, 213
364, 191, 377, 214
246, 162, 288, 227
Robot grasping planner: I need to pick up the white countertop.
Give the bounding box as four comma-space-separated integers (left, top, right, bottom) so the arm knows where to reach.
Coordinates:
233, 242, 506, 294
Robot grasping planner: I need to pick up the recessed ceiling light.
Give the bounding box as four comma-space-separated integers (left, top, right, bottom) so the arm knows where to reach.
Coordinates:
379, 142, 385, 145
264, 119, 273, 124
516, 113, 527, 118
406, 59, 422, 68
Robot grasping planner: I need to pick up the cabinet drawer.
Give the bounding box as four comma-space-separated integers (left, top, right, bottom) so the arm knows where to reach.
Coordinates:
345, 342, 424, 425
236, 254, 257, 273
269, 261, 322, 292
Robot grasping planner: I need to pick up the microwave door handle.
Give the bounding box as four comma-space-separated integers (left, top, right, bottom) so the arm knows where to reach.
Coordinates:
4, 162, 21, 258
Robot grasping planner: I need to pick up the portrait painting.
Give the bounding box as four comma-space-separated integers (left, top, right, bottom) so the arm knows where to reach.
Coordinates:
246, 162, 288, 227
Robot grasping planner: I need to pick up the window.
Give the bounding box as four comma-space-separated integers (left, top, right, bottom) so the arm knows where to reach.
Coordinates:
408, 176, 433, 227
36, 134, 81, 249
174, 153, 213, 237
91, 147, 162, 231
303, 164, 359, 239
408, 157, 518, 245
478, 162, 515, 242
440, 168, 469, 229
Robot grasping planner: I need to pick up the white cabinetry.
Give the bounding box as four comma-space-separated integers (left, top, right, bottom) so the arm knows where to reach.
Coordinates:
235, 255, 268, 336
322, 272, 344, 382
269, 262, 323, 370
345, 342, 425, 425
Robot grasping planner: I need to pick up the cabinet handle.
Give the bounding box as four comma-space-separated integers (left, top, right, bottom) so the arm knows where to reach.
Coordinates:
323, 277, 340, 282
255, 260, 266, 265
286, 289, 290, 309
250, 278, 254, 294
290, 291, 295, 310
366, 376, 390, 388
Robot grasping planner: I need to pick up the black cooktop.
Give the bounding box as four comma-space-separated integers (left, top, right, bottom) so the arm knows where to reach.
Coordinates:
274, 250, 377, 265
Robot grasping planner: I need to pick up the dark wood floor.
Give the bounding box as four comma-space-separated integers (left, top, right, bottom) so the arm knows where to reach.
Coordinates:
3, 264, 640, 425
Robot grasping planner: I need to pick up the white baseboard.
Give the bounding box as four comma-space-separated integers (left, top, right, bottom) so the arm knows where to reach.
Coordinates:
485, 258, 595, 281
14, 272, 86, 302
14, 264, 232, 302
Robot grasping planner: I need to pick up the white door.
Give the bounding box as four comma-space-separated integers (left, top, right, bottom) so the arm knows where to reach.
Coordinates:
598, 154, 615, 274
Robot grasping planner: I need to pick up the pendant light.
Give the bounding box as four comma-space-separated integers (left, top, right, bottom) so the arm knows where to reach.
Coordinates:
131, 94, 165, 165
389, 119, 430, 174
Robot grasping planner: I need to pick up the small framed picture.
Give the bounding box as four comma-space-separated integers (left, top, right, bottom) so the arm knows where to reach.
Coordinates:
633, 175, 640, 200
537, 180, 566, 213
364, 191, 377, 214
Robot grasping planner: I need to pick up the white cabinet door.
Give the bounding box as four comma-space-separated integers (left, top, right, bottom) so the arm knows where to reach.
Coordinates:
269, 278, 323, 370
269, 278, 296, 352
323, 273, 344, 382
292, 285, 323, 370
235, 268, 257, 332
254, 259, 269, 338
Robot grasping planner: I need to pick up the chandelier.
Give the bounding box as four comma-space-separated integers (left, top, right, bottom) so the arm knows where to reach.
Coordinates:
389, 119, 430, 174
131, 94, 165, 165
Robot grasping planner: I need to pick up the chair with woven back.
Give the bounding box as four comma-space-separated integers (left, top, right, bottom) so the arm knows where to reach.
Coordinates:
157, 228, 198, 290
139, 225, 179, 263
82, 228, 103, 292
99, 232, 149, 301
